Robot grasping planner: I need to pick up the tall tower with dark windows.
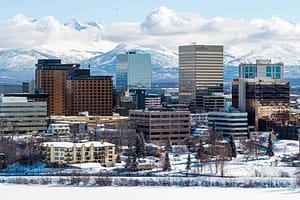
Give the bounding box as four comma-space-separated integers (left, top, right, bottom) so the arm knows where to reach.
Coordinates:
232, 59, 289, 131
178, 44, 224, 112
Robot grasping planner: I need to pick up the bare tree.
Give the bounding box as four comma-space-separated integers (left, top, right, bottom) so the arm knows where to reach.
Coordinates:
0, 136, 18, 167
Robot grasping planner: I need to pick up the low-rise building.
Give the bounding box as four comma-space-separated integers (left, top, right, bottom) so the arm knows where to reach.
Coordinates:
208, 108, 248, 138
0, 96, 47, 134
41, 141, 115, 167
129, 109, 190, 145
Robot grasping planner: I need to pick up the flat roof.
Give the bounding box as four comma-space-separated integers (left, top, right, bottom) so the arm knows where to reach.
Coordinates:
42, 141, 115, 148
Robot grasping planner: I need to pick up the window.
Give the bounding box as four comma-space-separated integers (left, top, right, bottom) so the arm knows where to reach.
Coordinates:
266, 66, 272, 78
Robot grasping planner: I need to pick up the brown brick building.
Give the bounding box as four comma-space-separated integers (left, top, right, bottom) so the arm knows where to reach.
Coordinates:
35, 59, 112, 116
129, 109, 190, 145
66, 69, 112, 116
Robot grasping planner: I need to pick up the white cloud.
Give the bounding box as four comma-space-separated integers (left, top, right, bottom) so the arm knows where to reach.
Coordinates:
0, 15, 115, 53
140, 6, 207, 35
1, 7, 300, 64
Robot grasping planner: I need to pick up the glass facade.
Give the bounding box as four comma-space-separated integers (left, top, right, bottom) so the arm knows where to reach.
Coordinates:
239, 60, 283, 80
239, 65, 257, 78
116, 52, 151, 90
266, 65, 281, 79
116, 54, 128, 90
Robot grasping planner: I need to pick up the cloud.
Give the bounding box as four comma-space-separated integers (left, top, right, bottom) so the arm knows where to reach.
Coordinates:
141, 6, 207, 35
0, 14, 115, 53
1, 7, 300, 64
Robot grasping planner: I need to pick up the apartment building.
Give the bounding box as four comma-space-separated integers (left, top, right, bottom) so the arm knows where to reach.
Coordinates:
41, 141, 115, 167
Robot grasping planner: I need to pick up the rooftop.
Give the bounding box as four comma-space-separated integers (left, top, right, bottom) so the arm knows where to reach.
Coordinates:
42, 141, 115, 148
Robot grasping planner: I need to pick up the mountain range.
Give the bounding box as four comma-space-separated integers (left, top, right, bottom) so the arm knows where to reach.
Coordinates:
1, 16, 300, 86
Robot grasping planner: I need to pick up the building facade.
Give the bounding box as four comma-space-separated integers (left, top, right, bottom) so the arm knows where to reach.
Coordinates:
178, 44, 224, 112
66, 69, 113, 116
41, 141, 115, 167
116, 51, 152, 90
239, 59, 284, 80
129, 109, 190, 145
35, 59, 79, 116
0, 96, 47, 134
208, 109, 248, 138
232, 78, 290, 131
35, 59, 113, 116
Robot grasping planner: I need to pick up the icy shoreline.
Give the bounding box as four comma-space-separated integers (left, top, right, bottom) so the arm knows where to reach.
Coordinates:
0, 175, 298, 188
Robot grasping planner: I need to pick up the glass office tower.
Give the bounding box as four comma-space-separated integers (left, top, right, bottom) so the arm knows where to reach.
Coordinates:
116, 51, 151, 91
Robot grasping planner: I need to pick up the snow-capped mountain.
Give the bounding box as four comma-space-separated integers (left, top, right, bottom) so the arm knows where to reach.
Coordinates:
0, 48, 102, 83
1, 43, 300, 85
1, 14, 300, 85
81, 43, 178, 83
64, 19, 103, 31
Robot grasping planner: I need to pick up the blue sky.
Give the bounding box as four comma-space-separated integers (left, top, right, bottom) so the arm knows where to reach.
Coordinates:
1, 0, 300, 24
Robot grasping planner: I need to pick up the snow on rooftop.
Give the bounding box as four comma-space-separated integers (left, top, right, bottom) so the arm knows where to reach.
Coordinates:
42, 141, 114, 148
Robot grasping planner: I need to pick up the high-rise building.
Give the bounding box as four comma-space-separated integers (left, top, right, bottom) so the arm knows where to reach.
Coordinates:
35, 59, 80, 116
66, 69, 113, 116
178, 44, 224, 112
232, 59, 289, 131
116, 51, 151, 90
35, 59, 113, 116
239, 59, 284, 80
22, 80, 35, 93
232, 79, 289, 131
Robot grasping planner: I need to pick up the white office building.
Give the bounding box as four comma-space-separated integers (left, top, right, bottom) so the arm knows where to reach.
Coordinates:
208, 108, 248, 138
0, 96, 47, 134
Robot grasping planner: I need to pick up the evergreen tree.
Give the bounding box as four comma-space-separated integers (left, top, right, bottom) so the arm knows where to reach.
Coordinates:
135, 133, 145, 158
185, 153, 191, 172
266, 133, 274, 157
162, 152, 171, 171
125, 153, 132, 169
165, 138, 172, 153
229, 135, 237, 158
196, 139, 205, 160
116, 154, 122, 163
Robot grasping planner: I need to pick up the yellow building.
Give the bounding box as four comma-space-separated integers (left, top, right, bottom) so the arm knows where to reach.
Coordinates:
41, 141, 115, 167
50, 113, 129, 129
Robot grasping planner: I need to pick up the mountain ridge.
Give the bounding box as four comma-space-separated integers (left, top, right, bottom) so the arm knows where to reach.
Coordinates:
0, 44, 300, 85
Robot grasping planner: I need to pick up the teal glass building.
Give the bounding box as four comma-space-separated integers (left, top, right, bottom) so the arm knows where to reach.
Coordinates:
239, 59, 283, 80
116, 51, 152, 90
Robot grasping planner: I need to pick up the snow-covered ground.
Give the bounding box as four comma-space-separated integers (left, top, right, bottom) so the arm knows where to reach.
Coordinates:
0, 139, 299, 188
0, 184, 299, 200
